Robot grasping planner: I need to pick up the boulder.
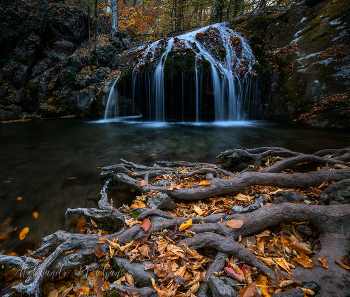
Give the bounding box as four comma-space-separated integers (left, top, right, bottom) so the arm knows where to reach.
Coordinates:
31, 58, 54, 78
45, 40, 75, 62
112, 258, 157, 287
147, 193, 176, 210
295, 224, 313, 237
0, 110, 11, 121
231, 203, 261, 214
109, 28, 131, 48
208, 275, 237, 297
11, 105, 23, 119
154, 180, 172, 187
75, 89, 95, 111
273, 191, 305, 204
15, 88, 28, 104
319, 179, 350, 205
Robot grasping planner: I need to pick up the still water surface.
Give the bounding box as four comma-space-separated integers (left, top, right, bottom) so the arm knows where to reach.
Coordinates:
1, 119, 349, 253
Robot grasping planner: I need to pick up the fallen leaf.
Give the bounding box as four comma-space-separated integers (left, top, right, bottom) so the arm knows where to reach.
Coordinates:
77, 218, 86, 228
125, 218, 141, 227
48, 289, 58, 297
73, 286, 90, 297
274, 258, 293, 274
193, 205, 203, 215
225, 266, 243, 282
335, 261, 350, 271
67, 177, 77, 180
256, 276, 271, 297
77, 227, 88, 234
342, 254, 350, 266
0, 234, 11, 240
61, 285, 73, 297
141, 218, 151, 231
96, 237, 106, 244
32, 211, 39, 219
239, 282, 257, 297
226, 219, 244, 229
140, 180, 147, 187
94, 275, 104, 297
19, 227, 29, 240
300, 288, 315, 295
130, 200, 145, 209
91, 219, 98, 228
235, 193, 251, 202
94, 247, 106, 259
199, 180, 211, 186
179, 219, 193, 231
294, 254, 314, 268
125, 273, 135, 286
290, 241, 313, 255
16, 196, 23, 201
279, 280, 295, 287
318, 257, 329, 268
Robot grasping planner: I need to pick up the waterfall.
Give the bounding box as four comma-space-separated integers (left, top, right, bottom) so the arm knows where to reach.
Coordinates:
104, 22, 257, 122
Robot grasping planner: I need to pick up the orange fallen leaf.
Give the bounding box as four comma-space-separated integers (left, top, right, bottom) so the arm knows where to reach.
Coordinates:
294, 254, 314, 268
335, 261, 350, 271
96, 237, 106, 244
274, 258, 293, 274
91, 219, 98, 228
77, 218, 86, 228
67, 177, 77, 180
94, 247, 106, 259
319, 257, 329, 268
141, 218, 152, 232
256, 276, 271, 297
239, 282, 257, 297
130, 200, 145, 209
179, 219, 193, 231
77, 227, 88, 234
73, 286, 90, 297
140, 180, 147, 187
0, 234, 11, 240
199, 180, 211, 186
226, 219, 244, 229
16, 197, 23, 201
19, 227, 29, 240
32, 211, 39, 219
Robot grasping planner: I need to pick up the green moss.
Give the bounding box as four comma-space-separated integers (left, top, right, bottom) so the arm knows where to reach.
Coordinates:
219, 48, 226, 60
130, 210, 139, 219
185, 50, 195, 74
201, 55, 211, 75
240, 15, 277, 37
87, 216, 124, 232
104, 288, 123, 297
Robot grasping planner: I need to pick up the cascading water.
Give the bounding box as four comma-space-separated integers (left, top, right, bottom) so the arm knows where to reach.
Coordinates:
104, 22, 257, 122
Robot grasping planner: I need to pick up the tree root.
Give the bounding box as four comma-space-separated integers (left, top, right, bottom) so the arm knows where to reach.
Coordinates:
1, 147, 350, 297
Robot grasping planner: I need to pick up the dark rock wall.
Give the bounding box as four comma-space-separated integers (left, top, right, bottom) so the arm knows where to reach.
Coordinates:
231, 0, 350, 127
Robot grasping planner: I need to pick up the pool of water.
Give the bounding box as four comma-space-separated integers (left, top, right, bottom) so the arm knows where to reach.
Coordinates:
1, 118, 349, 254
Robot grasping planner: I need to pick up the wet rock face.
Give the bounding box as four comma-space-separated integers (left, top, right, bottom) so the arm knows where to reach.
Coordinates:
273, 191, 305, 204
208, 275, 238, 297
233, 0, 350, 127
319, 179, 350, 205
146, 193, 177, 210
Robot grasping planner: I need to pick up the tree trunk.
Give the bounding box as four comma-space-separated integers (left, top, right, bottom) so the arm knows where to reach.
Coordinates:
111, 0, 119, 31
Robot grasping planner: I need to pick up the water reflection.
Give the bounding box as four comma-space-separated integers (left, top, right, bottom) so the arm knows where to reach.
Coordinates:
0, 119, 349, 254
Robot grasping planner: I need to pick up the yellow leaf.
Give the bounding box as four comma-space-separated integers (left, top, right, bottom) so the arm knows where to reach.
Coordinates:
274, 258, 293, 274
199, 180, 211, 186
19, 227, 29, 240
226, 219, 244, 229
318, 257, 329, 268
125, 273, 135, 286
179, 219, 193, 231
32, 211, 39, 219
235, 193, 251, 202
16, 196, 23, 201
300, 288, 315, 295
125, 218, 141, 227
256, 276, 271, 297
193, 205, 203, 215
130, 200, 145, 209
